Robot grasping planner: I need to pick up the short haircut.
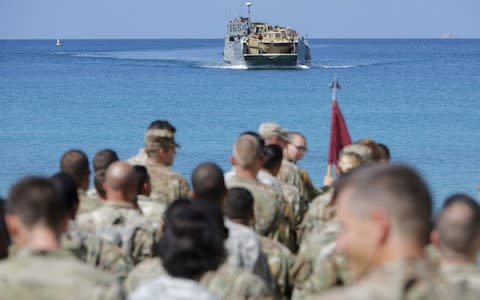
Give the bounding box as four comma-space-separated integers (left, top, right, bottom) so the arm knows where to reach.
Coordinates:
342, 164, 432, 246
93, 149, 119, 172
436, 194, 480, 256
94, 170, 107, 198
239, 131, 265, 150
148, 120, 176, 134
7, 176, 65, 233
355, 139, 382, 162
262, 144, 283, 172
59, 149, 90, 186
377, 143, 391, 160
224, 187, 254, 221
233, 135, 262, 168
133, 165, 150, 195
0, 199, 11, 259
159, 197, 226, 279
288, 131, 306, 141
51, 172, 79, 217
191, 163, 226, 206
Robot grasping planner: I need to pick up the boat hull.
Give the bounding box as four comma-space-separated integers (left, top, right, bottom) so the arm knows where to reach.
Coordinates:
244, 54, 297, 66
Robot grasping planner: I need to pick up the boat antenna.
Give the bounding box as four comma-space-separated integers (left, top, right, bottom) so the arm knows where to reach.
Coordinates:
245, 2, 252, 33
329, 75, 341, 101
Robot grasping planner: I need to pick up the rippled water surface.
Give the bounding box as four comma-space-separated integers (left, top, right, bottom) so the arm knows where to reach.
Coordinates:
1, 39, 480, 209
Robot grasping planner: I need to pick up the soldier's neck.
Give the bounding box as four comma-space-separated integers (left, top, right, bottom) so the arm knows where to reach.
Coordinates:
375, 237, 425, 267
18, 226, 61, 251
235, 167, 258, 179
440, 249, 477, 265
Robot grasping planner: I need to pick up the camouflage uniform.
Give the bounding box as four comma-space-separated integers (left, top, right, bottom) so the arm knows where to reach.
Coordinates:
0, 248, 124, 300
440, 262, 480, 291
277, 159, 305, 200
258, 235, 296, 299
224, 218, 275, 290
125, 257, 272, 300
306, 259, 478, 300
298, 168, 321, 202
77, 188, 102, 215
146, 161, 190, 206
61, 220, 134, 282
137, 194, 166, 227
129, 274, 218, 300
77, 200, 160, 264
128, 148, 148, 167
297, 188, 334, 244
226, 175, 289, 244
291, 220, 348, 300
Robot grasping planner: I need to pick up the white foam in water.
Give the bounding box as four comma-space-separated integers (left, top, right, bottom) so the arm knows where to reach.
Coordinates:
202, 64, 249, 70
321, 64, 354, 69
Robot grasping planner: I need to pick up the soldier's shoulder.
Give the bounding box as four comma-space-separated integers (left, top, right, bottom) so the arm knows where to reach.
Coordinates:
125, 257, 165, 293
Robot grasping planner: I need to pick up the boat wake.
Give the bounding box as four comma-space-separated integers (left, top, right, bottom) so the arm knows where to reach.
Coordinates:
321, 64, 354, 69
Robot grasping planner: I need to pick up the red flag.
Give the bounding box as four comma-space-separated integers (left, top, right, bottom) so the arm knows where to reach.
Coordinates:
327, 99, 352, 165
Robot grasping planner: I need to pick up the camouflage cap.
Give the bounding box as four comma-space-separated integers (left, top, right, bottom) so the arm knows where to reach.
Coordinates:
258, 122, 291, 143
144, 129, 180, 151
341, 143, 372, 162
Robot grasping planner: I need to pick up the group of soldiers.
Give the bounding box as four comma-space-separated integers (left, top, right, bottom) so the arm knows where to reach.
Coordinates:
0, 119, 479, 299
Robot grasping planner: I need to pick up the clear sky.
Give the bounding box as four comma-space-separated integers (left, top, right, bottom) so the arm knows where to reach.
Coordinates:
1, 0, 479, 39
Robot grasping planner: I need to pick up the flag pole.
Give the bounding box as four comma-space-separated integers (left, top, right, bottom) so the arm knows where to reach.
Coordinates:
325, 77, 340, 184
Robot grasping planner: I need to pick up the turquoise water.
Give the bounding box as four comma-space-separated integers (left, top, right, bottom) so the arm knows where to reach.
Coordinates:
1, 39, 480, 209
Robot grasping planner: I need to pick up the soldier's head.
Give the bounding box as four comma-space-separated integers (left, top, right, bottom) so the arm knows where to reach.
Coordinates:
159, 197, 226, 280
191, 162, 226, 208
231, 134, 263, 175
285, 131, 307, 162
59, 149, 90, 191
133, 165, 151, 196
337, 151, 364, 175
334, 164, 432, 278
144, 127, 179, 167
262, 144, 283, 176
93, 149, 119, 173
355, 138, 382, 162
0, 199, 11, 260
258, 122, 291, 149
104, 161, 137, 204
432, 194, 480, 262
148, 120, 176, 133
224, 187, 254, 227
51, 172, 79, 220
377, 143, 391, 162
5, 176, 67, 249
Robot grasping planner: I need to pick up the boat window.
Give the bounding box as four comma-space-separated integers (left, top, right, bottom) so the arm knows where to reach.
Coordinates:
229, 36, 235, 41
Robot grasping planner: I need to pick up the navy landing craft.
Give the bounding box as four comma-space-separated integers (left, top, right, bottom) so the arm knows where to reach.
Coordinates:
224, 4, 311, 67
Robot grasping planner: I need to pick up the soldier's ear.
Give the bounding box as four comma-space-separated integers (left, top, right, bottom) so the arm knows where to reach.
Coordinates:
230, 156, 237, 166
371, 208, 389, 245
4, 214, 21, 242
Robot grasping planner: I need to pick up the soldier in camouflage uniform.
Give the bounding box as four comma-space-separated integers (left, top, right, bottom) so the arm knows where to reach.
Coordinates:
52, 172, 134, 282
87, 149, 120, 200
285, 131, 321, 202
298, 151, 363, 244
143, 127, 190, 206
308, 164, 479, 300
291, 220, 349, 300
127, 120, 177, 167
126, 195, 272, 300
258, 123, 306, 203
224, 186, 294, 299
60, 149, 101, 214
0, 176, 124, 299
133, 165, 166, 226
77, 161, 160, 265
431, 194, 480, 290
226, 134, 289, 245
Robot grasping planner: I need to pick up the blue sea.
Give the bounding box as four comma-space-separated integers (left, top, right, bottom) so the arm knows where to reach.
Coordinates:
1, 39, 480, 209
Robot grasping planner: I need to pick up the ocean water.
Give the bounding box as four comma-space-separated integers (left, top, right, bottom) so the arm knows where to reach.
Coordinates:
1, 39, 479, 209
